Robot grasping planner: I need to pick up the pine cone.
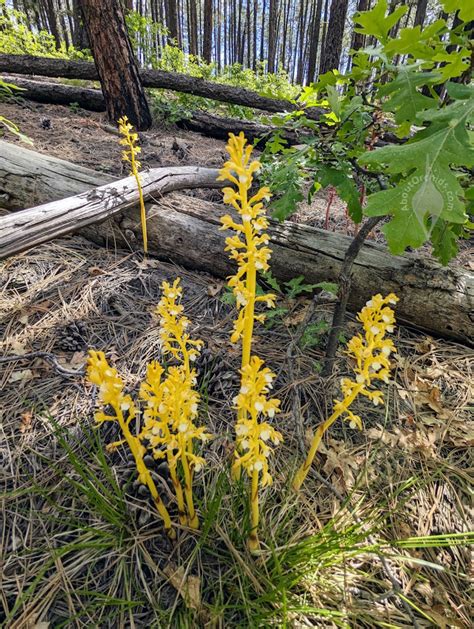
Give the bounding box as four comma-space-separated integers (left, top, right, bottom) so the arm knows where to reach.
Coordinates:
57, 320, 88, 352
195, 349, 240, 400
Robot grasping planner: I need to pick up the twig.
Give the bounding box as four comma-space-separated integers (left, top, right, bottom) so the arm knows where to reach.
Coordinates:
323, 162, 388, 377
307, 466, 420, 628
0, 352, 86, 377
322, 215, 383, 377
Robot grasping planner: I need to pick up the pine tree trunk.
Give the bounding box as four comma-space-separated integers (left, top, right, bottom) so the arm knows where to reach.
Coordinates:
319, 0, 348, 74
79, 0, 152, 130
188, 0, 198, 55
351, 0, 368, 51
414, 0, 428, 27
267, 0, 279, 73
44, 0, 62, 48
165, 0, 179, 43
203, 0, 213, 62
306, 0, 323, 83
259, 0, 267, 62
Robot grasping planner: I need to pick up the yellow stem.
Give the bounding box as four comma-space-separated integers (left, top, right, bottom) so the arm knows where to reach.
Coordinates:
117, 408, 174, 537
293, 386, 362, 491
181, 448, 198, 529
168, 460, 187, 526
130, 150, 148, 254
248, 469, 260, 553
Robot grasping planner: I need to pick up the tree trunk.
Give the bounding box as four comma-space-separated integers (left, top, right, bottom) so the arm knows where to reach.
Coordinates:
306, 0, 323, 83
79, 0, 152, 130
44, 0, 62, 49
414, 0, 428, 27
188, 0, 198, 56
0, 54, 325, 118
260, 0, 267, 62
1, 142, 472, 345
0, 142, 223, 255
320, 0, 349, 74
203, 0, 213, 62
165, 0, 179, 43
267, 0, 279, 73
351, 0, 368, 51
71, 0, 89, 49
319, 0, 330, 72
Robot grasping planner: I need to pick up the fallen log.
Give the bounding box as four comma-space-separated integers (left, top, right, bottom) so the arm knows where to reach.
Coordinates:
0, 167, 224, 257
4, 77, 312, 147
0, 143, 472, 344
0, 139, 114, 209
7, 76, 106, 111
84, 195, 474, 346
0, 53, 323, 120
179, 110, 311, 145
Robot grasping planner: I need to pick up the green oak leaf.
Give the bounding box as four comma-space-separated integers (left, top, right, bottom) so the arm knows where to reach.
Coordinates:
354, 0, 407, 44
383, 22, 444, 60
441, 0, 474, 22
378, 68, 439, 130
431, 50, 470, 81
358, 95, 474, 260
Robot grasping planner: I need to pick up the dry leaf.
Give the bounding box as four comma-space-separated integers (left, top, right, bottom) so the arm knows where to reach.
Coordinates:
414, 336, 436, 354
8, 369, 33, 384
163, 564, 201, 611
19, 312, 29, 325
19, 411, 33, 433
207, 281, 224, 297
10, 339, 28, 356
283, 304, 310, 327
134, 258, 161, 270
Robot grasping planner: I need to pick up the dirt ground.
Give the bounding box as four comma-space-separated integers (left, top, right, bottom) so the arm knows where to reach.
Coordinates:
1, 99, 473, 627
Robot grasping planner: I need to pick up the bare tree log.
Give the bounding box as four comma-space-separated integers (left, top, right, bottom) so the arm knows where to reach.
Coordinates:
91, 194, 474, 346
0, 139, 113, 209
4, 78, 312, 147
1, 142, 472, 344
0, 53, 324, 119
5, 76, 106, 112
0, 164, 223, 257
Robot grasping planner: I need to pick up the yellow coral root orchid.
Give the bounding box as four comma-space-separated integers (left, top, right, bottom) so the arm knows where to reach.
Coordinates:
118, 115, 148, 254
232, 356, 282, 551
220, 133, 281, 552
140, 278, 211, 529
86, 350, 175, 538
293, 293, 399, 491
218, 132, 276, 365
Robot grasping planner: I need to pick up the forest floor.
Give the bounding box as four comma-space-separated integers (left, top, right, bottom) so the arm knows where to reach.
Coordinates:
1, 101, 473, 628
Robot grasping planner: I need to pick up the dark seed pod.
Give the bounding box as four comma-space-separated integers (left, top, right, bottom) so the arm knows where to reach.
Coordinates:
137, 485, 150, 497
143, 454, 155, 467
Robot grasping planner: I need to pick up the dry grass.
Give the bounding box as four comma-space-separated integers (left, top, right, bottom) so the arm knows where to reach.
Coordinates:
1, 238, 473, 627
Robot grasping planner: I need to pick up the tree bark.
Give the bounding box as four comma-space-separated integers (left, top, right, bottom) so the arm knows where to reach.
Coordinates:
267, 0, 279, 73
203, 0, 213, 62
0, 54, 325, 119
414, 0, 428, 27
306, 0, 323, 83
79, 0, 152, 130
6, 76, 106, 111
320, 0, 349, 74
0, 147, 223, 257
1, 142, 472, 345
3, 77, 313, 146
165, 0, 180, 43
351, 0, 368, 52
